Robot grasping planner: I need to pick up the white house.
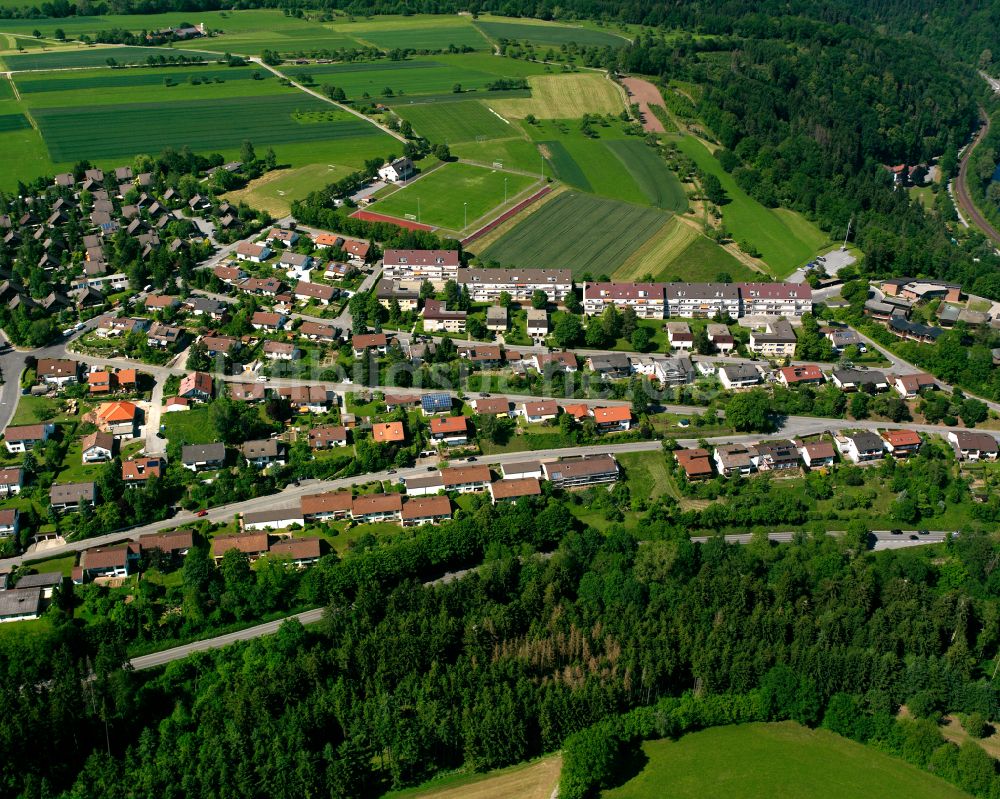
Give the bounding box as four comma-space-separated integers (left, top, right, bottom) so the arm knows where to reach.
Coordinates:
834, 431, 885, 463
718, 364, 761, 390
378, 157, 415, 183
242, 507, 304, 531
235, 241, 271, 263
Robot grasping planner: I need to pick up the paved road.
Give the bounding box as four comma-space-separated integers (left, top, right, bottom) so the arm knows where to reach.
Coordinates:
955, 108, 1000, 248
130, 607, 326, 670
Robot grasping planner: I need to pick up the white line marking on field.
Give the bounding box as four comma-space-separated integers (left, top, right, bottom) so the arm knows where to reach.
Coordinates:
487, 107, 510, 124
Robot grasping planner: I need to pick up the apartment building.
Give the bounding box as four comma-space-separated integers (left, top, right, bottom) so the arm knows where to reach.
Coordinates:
457, 268, 573, 304
582, 282, 665, 318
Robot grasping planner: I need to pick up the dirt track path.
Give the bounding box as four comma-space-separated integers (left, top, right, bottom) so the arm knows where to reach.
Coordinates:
955, 108, 1000, 248
622, 75, 666, 133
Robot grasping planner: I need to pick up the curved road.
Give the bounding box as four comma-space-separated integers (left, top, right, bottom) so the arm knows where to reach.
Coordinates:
955, 108, 1000, 248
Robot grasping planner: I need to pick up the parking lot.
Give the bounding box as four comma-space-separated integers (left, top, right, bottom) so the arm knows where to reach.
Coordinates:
788, 247, 857, 284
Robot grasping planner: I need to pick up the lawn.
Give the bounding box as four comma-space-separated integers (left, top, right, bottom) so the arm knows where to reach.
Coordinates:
675, 134, 830, 277
26, 553, 77, 576
477, 191, 668, 276
474, 17, 630, 48
161, 405, 215, 445
373, 161, 539, 231
603, 722, 972, 799
492, 73, 624, 119
11, 395, 88, 426
395, 99, 519, 144
32, 93, 391, 163
224, 163, 354, 217
617, 450, 680, 502
330, 15, 490, 51
451, 135, 546, 173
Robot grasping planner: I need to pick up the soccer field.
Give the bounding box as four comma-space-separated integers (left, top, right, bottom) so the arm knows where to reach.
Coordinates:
372, 162, 538, 231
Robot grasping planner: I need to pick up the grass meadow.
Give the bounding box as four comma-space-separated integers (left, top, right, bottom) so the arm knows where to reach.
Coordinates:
492, 73, 624, 119
477, 191, 667, 275
373, 161, 538, 231
603, 723, 972, 799
605, 139, 687, 211
224, 163, 354, 217
675, 134, 830, 277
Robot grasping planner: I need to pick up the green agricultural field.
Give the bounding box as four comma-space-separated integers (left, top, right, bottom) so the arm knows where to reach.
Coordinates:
14, 65, 289, 108
474, 17, 630, 47
2, 46, 212, 71
331, 15, 490, 51
0, 11, 363, 56
373, 161, 538, 231
613, 216, 757, 282
298, 53, 547, 103
478, 191, 668, 276
605, 139, 687, 211
32, 93, 389, 163
675, 135, 830, 277
0, 123, 52, 190
0, 113, 29, 132
603, 723, 972, 799
395, 100, 517, 144
0, 76, 12, 99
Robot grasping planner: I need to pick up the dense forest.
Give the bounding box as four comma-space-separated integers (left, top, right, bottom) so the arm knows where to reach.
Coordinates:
6, 495, 1000, 797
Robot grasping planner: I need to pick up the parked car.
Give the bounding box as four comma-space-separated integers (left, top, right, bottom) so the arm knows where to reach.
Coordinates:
196, 509, 208, 517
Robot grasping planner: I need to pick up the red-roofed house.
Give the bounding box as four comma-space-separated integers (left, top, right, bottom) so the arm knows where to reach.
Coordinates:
178, 371, 213, 401
429, 415, 469, 446
592, 406, 632, 432
778, 365, 826, 387
373, 422, 405, 444
880, 429, 922, 457
674, 448, 713, 480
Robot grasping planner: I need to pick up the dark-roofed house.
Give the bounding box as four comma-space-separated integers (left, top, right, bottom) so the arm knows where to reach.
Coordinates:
181, 443, 226, 471
713, 444, 755, 477
212, 532, 269, 563
719, 364, 761, 390
81, 431, 115, 463
138, 529, 193, 556
37, 358, 79, 386
542, 455, 619, 488
489, 477, 542, 503
473, 396, 512, 416
0, 466, 24, 497
268, 537, 322, 567
799, 440, 836, 469
49, 481, 96, 513
80, 543, 139, 579
4, 424, 54, 453
835, 431, 885, 463
0, 508, 19, 538
947, 431, 999, 462
309, 425, 348, 449
421, 393, 452, 415
242, 507, 304, 531
0, 589, 42, 623
831, 368, 889, 393
751, 440, 800, 471
402, 472, 445, 497
12, 571, 61, 597
242, 439, 285, 468
401, 495, 452, 526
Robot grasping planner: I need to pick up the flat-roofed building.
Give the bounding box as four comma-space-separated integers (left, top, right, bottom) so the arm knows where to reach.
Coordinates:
542, 455, 619, 488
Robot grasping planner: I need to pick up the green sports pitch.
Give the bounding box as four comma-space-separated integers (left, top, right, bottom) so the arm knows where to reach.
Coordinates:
372, 162, 538, 231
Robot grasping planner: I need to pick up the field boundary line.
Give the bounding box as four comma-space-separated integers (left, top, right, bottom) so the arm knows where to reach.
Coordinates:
250, 56, 406, 143
461, 184, 551, 245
